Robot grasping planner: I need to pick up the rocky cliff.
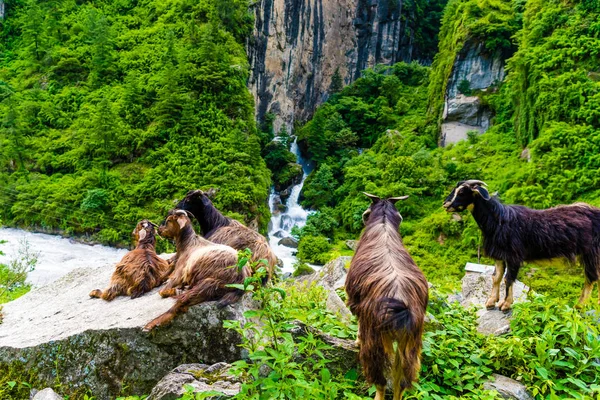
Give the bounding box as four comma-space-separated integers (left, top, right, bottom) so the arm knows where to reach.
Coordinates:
440, 41, 506, 146
248, 0, 443, 132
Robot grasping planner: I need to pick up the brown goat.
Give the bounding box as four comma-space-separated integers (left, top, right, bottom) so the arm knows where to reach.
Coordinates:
89, 220, 172, 301
346, 194, 429, 400
143, 209, 251, 331
175, 189, 277, 279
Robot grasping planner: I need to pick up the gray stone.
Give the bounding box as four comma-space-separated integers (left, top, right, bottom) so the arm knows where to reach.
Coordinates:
483, 374, 533, 400
460, 266, 529, 335
149, 363, 241, 400
345, 240, 358, 251
278, 236, 299, 248
31, 388, 62, 400
273, 230, 287, 239
441, 39, 506, 146
0, 263, 257, 399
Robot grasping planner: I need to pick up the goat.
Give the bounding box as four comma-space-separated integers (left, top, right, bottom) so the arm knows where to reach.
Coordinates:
443, 180, 600, 311
143, 209, 251, 331
175, 189, 277, 279
89, 220, 171, 301
346, 193, 429, 400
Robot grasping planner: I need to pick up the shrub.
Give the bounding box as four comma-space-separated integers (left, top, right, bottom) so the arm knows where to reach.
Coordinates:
297, 235, 331, 265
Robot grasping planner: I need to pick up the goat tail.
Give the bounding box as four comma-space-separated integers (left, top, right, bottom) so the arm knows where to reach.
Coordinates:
359, 298, 423, 398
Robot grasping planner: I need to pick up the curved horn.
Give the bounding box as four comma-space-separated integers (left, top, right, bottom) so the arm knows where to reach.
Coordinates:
362, 192, 380, 202
463, 180, 488, 187
149, 221, 159, 227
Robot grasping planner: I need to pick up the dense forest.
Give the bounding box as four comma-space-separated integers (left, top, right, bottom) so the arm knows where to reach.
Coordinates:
0, 0, 271, 247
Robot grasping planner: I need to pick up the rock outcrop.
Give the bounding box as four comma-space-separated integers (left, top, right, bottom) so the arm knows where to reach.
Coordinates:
0, 265, 256, 399
441, 40, 506, 146
457, 262, 529, 335
248, 0, 428, 132
483, 374, 533, 400
148, 363, 241, 400
300, 256, 352, 319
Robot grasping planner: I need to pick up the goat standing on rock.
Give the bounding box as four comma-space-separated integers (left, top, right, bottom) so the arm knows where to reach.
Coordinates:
143, 209, 251, 332
90, 220, 172, 301
175, 189, 277, 279
346, 193, 429, 400
443, 180, 600, 310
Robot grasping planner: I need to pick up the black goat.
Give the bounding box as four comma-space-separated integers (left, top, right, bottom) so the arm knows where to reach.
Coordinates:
443, 180, 600, 310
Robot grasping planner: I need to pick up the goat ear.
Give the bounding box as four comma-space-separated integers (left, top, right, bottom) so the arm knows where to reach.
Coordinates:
474, 186, 491, 201
362, 192, 380, 203
177, 215, 187, 230
388, 195, 409, 204
138, 229, 147, 241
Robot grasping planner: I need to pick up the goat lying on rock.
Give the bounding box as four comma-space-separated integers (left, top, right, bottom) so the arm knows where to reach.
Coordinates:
143, 209, 251, 331
346, 193, 428, 400
90, 220, 171, 301
443, 180, 600, 311
175, 189, 277, 279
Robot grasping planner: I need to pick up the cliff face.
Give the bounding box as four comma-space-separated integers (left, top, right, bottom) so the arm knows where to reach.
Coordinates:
248, 0, 427, 132
440, 40, 505, 146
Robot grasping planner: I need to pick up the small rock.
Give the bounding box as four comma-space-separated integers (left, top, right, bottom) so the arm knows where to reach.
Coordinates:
149, 363, 241, 400
483, 374, 533, 400
451, 213, 462, 222
345, 240, 358, 251
32, 388, 62, 400
278, 237, 299, 248
520, 148, 531, 162
302, 256, 352, 290
273, 230, 286, 239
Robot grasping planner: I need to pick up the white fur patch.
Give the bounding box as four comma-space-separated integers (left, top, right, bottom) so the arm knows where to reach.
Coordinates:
138, 229, 147, 241
182, 245, 237, 282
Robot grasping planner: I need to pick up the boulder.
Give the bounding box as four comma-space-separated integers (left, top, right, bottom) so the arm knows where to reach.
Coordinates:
273, 230, 287, 239
31, 388, 62, 400
345, 240, 358, 251
483, 374, 533, 400
149, 363, 241, 400
0, 264, 257, 399
278, 237, 299, 248
298, 257, 353, 319
460, 263, 529, 335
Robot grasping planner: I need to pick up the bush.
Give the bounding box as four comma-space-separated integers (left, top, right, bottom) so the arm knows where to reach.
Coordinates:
297, 235, 332, 265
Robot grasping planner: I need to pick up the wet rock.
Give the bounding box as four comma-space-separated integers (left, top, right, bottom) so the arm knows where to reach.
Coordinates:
31, 388, 62, 400
273, 230, 287, 239
149, 363, 241, 400
483, 374, 533, 400
278, 237, 299, 248
0, 264, 257, 399
345, 240, 358, 251
460, 263, 530, 335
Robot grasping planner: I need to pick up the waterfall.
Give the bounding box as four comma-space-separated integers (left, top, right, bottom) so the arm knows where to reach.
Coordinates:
267, 139, 314, 273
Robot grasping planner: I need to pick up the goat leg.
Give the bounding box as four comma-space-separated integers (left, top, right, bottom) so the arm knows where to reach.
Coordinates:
575, 279, 594, 308
485, 260, 505, 309
374, 386, 386, 400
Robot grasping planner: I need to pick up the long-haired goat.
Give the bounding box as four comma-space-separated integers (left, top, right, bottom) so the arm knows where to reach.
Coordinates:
443, 180, 600, 310
143, 209, 251, 331
89, 220, 172, 301
346, 193, 429, 400
175, 189, 277, 279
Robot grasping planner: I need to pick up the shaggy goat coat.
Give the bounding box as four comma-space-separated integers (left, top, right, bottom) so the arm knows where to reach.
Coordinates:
175, 190, 277, 277
444, 180, 600, 309
143, 210, 251, 331
346, 199, 428, 399
89, 220, 171, 301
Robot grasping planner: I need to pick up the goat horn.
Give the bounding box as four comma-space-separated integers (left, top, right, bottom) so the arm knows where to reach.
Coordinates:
149, 221, 159, 227
463, 180, 488, 187
362, 192, 380, 201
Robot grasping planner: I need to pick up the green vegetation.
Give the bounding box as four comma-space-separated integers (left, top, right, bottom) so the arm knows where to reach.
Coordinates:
0, 0, 271, 247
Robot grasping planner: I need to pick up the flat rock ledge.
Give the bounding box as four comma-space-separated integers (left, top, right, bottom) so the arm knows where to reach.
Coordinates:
0, 265, 257, 399
483, 374, 533, 400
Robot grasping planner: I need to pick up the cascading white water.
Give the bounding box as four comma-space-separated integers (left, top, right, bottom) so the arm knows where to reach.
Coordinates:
267, 139, 314, 273
0, 228, 127, 287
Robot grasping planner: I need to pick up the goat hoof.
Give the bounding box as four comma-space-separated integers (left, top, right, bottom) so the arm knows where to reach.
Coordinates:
484, 298, 498, 309
498, 302, 512, 312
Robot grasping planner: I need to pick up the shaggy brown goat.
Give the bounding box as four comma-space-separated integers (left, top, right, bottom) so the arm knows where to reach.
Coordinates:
89, 220, 171, 301
443, 180, 600, 310
346, 193, 429, 400
143, 209, 251, 331
175, 189, 277, 279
